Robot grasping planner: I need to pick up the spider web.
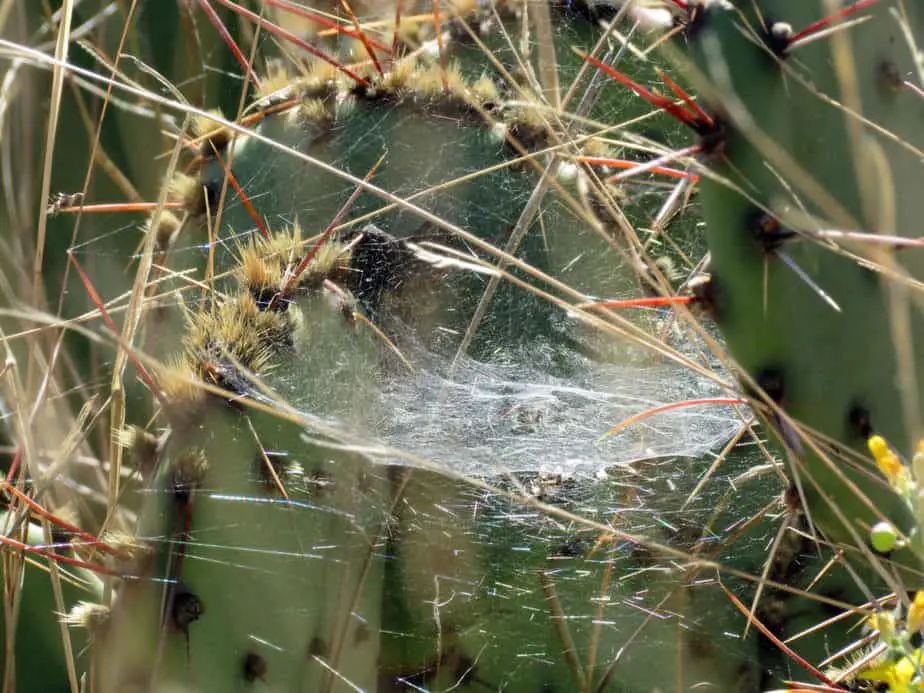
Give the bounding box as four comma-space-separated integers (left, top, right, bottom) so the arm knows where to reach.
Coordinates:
38, 10, 862, 690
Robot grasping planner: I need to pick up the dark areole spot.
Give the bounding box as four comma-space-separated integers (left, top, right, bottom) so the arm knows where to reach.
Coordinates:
307, 636, 328, 658
847, 403, 873, 440
169, 586, 204, 636
242, 652, 268, 683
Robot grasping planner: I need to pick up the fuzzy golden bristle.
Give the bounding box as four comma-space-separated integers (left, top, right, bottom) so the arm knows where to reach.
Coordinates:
442, 62, 469, 98
407, 62, 445, 99
254, 59, 299, 109
161, 297, 285, 421
184, 292, 292, 387
260, 224, 305, 257
393, 19, 425, 49
254, 57, 344, 119
378, 57, 418, 96
307, 240, 352, 286
582, 137, 612, 159
157, 358, 207, 414
171, 225, 355, 400
236, 226, 302, 292
236, 226, 351, 297
507, 101, 547, 131
192, 108, 232, 157
117, 426, 162, 475
171, 448, 209, 499
168, 171, 213, 220
471, 75, 500, 106
302, 58, 341, 96
346, 54, 497, 121
238, 244, 283, 298
297, 97, 334, 125
97, 531, 155, 576
146, 211, 184, 253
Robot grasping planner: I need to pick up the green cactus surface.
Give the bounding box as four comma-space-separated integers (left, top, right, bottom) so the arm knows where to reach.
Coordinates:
662, 0, 924, 576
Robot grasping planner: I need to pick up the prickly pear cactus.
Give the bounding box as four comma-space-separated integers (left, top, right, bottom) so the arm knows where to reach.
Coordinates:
90, 6, 768, 692
650, 0, 924, 572
25, 1, 898, 691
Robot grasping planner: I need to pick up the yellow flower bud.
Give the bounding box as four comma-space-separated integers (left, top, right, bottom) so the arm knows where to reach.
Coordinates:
869, 435, 890, 460
909, 591, 924, 633
877, 452, 904, 482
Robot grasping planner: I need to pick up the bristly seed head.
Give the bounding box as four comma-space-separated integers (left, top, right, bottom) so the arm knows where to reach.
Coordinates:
60, 601, 111, 635
97, 531, 155, 576
157, 358, 208, 429
237, 225, 353, 304
183, 292, 293, 394
168, 172, 219, 220
163, 221, 363, 415
252, 59, 299, 109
